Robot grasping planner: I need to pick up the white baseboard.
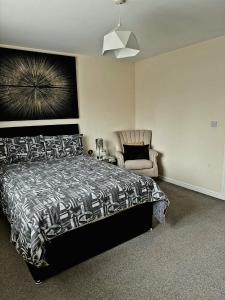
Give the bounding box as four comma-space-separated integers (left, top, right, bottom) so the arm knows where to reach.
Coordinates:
160, 176, 225, 201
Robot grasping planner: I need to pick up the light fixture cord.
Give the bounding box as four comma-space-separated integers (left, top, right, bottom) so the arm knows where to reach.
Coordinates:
115, 3, 122, 30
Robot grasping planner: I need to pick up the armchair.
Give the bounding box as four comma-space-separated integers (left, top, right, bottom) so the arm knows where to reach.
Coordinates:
114, 130, 158, 177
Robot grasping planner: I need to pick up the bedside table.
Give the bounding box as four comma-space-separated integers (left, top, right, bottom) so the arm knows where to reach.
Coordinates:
102, 156, 117, 165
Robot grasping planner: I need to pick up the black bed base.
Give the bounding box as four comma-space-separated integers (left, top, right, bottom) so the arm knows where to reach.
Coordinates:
27, 202, 153, 283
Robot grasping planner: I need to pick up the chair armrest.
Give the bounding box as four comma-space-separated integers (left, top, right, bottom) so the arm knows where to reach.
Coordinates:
115, 151, 125, 167
149, 149, 159, 177
149, 149, 158, 161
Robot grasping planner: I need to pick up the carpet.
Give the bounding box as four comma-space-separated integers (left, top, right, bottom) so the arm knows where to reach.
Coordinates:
0, 181, 225, 300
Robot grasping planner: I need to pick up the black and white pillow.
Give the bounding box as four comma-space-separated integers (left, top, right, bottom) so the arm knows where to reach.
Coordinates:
0, 137, 30, 164
60, 134, 83, 157
27, 136, 46, 161
0, 134, 83, 164
43, 134, 83, 159
43, 135, 63, 159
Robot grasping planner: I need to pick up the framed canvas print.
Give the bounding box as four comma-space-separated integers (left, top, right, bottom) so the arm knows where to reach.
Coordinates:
0, 48, 79, 121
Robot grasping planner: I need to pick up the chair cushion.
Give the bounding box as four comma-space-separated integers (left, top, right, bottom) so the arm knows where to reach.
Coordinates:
125, 159, 153, 170
123, 144, 149, 161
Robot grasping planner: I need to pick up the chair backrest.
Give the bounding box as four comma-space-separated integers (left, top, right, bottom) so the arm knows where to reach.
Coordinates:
115, 130, 152, 152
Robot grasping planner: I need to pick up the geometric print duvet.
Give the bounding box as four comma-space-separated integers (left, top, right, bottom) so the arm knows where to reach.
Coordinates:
0, 155, 169, 267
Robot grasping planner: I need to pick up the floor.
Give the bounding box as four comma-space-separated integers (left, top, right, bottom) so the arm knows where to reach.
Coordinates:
0, 181, 225, 300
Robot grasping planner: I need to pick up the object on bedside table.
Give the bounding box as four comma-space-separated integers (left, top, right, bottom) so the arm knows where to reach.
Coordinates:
95, 138, 104, 160
103, 156, 117, 165
87, 149, 94, 157
114, 130, 158, 177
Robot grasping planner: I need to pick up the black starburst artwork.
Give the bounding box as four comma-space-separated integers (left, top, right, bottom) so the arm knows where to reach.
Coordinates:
0, 48, 79, 121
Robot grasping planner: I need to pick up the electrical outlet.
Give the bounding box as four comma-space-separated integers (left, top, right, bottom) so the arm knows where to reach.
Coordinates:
210, 121, 218, 128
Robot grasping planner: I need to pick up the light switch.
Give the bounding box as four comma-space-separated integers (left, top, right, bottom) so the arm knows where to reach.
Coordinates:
210, 121, 218, 128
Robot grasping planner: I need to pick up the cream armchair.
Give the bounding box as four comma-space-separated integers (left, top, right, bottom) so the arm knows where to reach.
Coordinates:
114, 130, 158, 177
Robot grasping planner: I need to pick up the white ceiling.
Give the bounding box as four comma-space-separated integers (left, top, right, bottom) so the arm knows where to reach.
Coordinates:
0, 0, 225, 60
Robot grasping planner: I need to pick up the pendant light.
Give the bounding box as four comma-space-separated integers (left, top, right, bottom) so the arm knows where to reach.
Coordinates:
102, 0, 140, 59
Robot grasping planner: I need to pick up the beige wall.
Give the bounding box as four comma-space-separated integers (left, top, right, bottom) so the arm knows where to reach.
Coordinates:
0, 45, 135, 154
135, 36, 225, 193
77, 56, 134, 153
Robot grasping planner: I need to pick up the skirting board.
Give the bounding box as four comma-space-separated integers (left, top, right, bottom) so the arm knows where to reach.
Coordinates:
160, 176, 225, 201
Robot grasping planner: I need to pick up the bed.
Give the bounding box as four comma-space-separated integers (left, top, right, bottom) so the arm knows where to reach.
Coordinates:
0, 124, 169, 283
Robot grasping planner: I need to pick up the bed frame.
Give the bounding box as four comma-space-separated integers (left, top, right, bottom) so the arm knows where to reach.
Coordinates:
0, 124, 153, 284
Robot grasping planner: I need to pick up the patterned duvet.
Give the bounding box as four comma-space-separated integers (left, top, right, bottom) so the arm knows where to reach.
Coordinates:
0, 155, 169, 267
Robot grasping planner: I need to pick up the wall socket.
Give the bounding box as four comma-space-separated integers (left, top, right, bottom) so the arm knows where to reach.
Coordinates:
210, 121, 218, 128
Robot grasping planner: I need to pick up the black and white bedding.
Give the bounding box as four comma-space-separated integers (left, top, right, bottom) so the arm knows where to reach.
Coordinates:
0, 155, 169, 267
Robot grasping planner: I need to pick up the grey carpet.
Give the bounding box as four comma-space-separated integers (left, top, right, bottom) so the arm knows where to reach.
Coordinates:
1, 181, 225, 300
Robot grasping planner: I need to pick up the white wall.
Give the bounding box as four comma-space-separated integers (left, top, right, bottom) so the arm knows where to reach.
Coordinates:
135, 36, 225, 195
0, 45, 135, 154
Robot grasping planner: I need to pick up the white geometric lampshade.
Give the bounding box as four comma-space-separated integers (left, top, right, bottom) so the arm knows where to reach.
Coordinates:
102, 30, 140, 58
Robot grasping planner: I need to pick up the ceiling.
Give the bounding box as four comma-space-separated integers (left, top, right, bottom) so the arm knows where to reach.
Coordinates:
0, 0, 225, 60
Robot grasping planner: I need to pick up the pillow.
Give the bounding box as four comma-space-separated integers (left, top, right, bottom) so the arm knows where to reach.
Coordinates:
0, 136, 47, 164
43, 134, 83, 159
123, 144, 150, 161
27, 136, 46, 161
43, 135, 63, 159
0, 137, 30, 164
0, 134, 83, 164
59, 134, 83, 157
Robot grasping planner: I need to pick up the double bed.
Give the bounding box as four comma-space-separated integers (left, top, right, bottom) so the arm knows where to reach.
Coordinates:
0, 124, 169, 283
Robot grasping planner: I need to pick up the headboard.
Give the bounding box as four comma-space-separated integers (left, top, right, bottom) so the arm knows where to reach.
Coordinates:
0, 124, 79, 138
